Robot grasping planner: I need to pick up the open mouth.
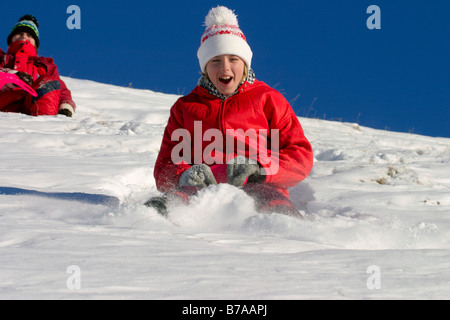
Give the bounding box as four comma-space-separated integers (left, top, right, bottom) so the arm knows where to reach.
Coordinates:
219, 76, 233, 85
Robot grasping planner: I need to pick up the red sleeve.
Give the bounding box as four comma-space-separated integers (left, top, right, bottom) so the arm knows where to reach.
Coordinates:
58, 76, 76, 111
259, 90, 314, 189
154, 98, 191, 192
0, 48, 13, 68
39, 57, 76, 111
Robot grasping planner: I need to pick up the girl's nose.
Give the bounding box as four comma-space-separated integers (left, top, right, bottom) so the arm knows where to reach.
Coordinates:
222, 60, 230, 71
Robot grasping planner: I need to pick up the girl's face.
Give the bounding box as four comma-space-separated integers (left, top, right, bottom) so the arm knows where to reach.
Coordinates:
12, 32, 36, 47
206, 55, 245, 96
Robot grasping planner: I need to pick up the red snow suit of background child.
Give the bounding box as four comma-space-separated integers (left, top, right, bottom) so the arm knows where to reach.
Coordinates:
0, 40, 76, 116
154, 79, 314, 198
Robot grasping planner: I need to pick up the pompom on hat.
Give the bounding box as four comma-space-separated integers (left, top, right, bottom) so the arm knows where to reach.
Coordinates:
197, 6, 253, 73
7, 15, 40, 49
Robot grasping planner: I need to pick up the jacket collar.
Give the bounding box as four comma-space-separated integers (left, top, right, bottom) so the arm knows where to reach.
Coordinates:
7, 40, 37, 56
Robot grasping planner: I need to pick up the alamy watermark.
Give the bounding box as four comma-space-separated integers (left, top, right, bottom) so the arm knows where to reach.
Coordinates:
367, 5, 381, 30
66, 265, 81, 290
170, 121, 280, 175
67, 5, 81, 30
366, 265, 381, 289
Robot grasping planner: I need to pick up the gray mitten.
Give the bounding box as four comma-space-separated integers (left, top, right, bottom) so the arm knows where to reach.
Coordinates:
227, 156, 262, 187
179, 164, 217, 188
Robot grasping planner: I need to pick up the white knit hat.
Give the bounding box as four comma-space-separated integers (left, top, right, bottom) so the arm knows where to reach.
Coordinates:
197, 6, 253, 73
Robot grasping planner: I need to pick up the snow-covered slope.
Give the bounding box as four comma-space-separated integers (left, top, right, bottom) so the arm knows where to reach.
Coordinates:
0, 77, 449, 299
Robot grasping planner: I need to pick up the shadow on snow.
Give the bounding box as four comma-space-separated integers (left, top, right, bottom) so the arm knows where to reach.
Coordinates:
0, 186, 120, 208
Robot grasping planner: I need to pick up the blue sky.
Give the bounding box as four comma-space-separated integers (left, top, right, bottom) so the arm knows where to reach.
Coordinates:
1, 0, 449, 138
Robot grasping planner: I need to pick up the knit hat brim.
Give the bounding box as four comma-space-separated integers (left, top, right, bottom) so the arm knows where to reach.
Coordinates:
197, 34, 253, 73
7, 19, 40, 48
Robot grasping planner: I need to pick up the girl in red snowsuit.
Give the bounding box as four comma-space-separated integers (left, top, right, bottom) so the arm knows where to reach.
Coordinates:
148, 6, 313, 217
0, 15, 76, 117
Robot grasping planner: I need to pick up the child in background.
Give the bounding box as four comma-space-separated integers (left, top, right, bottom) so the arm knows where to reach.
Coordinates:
0, 15, 76, 117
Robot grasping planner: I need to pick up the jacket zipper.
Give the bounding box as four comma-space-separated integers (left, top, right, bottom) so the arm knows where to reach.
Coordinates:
219, 98, 226, 133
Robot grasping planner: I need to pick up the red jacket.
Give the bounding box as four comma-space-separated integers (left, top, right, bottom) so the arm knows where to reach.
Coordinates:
154, 79, 313, 197
0, 41, 76, 110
